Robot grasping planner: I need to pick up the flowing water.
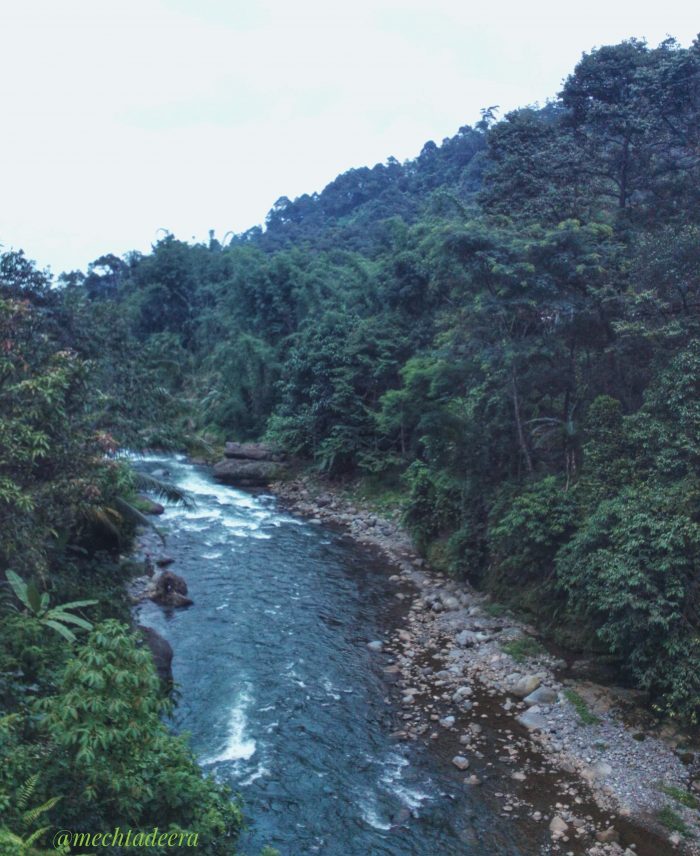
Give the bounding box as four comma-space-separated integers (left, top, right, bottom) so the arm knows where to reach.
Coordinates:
134, 456, 538, 856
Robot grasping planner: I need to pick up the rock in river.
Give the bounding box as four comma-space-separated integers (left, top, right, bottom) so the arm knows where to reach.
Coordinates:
150, 570, 193, 608
138, 625, 173, 683
224, 441, 286, 462
213, 458, 284, 486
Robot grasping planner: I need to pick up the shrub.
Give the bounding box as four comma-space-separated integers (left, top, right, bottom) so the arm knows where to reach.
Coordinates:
488, 476, 579, 585
556, 486, 700, 723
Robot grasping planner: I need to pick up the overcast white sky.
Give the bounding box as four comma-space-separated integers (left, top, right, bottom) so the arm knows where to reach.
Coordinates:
1, 1, 697, 274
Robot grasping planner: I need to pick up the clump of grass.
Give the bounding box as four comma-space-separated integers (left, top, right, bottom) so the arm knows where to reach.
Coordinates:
659, 784, 699, 810
484, 602, 509, 618
657, 805, 690, 835
501, 636, 545, 663
564, 688, 600, 726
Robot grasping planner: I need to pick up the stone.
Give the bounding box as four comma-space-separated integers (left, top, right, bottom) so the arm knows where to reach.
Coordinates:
138, 625, 173, 683
595, 827, 619, 844
456, 630, 480, 648
213, 458, 284, 486
150, 571, 193, 608
523, 686, 559, 706
138, 496, 164, 515
223, 441, 285, 461
452, 756, 470, 770
452, 686, 472, 703
549, 815, 568, 836
367, 641, 383, 652
439, 716, 456, 728
510, 674, 542, 697
516, 708, 548, 732
582, 761, 613, 782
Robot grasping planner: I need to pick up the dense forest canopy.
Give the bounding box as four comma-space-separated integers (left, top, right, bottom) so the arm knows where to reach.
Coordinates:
2, 34, 700, 852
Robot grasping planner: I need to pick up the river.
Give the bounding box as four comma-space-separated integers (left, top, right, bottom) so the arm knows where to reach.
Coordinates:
134, 455, 538, 855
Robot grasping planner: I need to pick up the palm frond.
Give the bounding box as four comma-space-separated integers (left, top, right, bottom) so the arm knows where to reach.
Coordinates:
133, 473, 196, 509
112, 497, 166, 544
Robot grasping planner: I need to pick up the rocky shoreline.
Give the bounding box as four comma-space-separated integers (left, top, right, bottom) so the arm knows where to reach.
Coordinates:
272, 474, 700, 856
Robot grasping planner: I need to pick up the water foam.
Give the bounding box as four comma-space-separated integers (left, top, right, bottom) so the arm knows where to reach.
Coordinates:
359, 795, 392, 831
205, 693, 256, 764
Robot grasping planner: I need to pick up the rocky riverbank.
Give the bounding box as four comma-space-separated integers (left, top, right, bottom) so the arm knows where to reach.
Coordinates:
271, 474, 700, 856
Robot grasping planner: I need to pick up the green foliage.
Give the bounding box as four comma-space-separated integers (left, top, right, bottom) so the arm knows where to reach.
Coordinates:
500, 636, 545, 663
657, 806, 690, 836
488, 477, 579, 585
556, 486, 700, 721
563, 689, 600, 726
43, 620, 242, 850
659, 784, 699, 810
5, 570, 96, 643
581, 397, 631, 493
0, 773, 63, 856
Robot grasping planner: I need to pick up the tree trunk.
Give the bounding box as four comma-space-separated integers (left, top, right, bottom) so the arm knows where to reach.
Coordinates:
511, 368, 533, 474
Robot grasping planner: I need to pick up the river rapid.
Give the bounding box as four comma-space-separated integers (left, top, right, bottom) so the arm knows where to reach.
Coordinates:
135, 455, 537, 856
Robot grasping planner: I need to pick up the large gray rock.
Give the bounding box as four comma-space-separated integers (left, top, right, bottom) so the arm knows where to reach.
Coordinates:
510, 674, 542, 698
224, 442, 285, 461
517, 707, 548, 731
138, 625, 173, 683
456, 630, 480, 648
523, 686, 559, 706
213, 458, 284, 486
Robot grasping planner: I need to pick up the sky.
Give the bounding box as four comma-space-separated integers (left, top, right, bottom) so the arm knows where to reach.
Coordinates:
1, 1, 698, 274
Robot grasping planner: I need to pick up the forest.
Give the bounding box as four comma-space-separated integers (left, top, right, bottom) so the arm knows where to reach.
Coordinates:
1, 35, 700, 853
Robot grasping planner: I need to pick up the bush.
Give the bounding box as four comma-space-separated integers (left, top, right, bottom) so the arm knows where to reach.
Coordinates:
43, 620, 242, 852
556, 486, 700, 722
488, 476, 579, 585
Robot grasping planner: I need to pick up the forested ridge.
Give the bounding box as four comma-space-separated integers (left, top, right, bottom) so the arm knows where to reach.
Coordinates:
2, 35, 700, 851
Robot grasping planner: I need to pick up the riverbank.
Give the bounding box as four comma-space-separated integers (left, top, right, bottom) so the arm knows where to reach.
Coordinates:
271, 473, 700, 856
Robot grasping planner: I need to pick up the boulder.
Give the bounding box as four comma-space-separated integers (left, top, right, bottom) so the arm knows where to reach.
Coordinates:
456, 630, 480, 648
138, 625, 173, 683
138, 495, 165, 515
516, 708, 548, 731
452, 756, 470, 770
150, 571, 193, 608
549, 815, 568, 836
509, 674, 542, 697
523, 686, 559, 706
595, 827, 619, 844
224, 442, 285, 462
213, 458, 284, 486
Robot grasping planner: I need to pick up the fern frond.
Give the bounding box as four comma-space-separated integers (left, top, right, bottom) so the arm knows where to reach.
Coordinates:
17, 773, 39, 811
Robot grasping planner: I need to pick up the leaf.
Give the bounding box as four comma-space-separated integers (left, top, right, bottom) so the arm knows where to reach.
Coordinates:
48, 611, 93, 631
42, 619, 76, 643
57, 599, 98, 610
5, 570, 31, 611
26, 581, 42, 615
